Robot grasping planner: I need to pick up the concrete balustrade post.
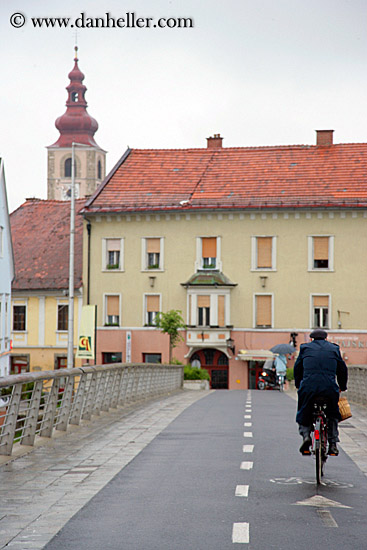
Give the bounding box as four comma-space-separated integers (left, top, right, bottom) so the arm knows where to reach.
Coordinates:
56, 376, 74, 431
69, 373, 87, 425
21, 380, 44, 446
0, 383, 22, 456
110, 368, 122, 408
82, 371, 98, 421
40, 377, 60, 437
101, 370, 114, 412
93, 370, 108, 416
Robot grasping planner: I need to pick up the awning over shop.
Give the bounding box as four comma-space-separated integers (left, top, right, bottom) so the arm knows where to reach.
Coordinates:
238, 349, 276, 361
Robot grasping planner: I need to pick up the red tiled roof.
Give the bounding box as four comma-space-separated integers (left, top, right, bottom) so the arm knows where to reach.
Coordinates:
10, 199, 83, 291
83, 143, 367, 213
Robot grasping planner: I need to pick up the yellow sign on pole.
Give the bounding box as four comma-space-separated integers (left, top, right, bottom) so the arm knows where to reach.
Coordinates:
76, 305, 96, 359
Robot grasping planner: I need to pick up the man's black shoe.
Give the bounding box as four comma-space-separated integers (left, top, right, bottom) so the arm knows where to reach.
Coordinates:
328, 443, 339, 456
299, 436, 312, 455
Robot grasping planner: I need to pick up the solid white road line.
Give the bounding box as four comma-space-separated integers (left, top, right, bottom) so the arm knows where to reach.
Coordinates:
235, 485, 249, 497
232, 522, 250, 543
240, 461, 253, 470
242, 445, 254, 453
243, 432, 253, 437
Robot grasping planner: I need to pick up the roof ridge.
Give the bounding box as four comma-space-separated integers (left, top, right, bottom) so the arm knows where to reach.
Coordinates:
130, 142, 367, 153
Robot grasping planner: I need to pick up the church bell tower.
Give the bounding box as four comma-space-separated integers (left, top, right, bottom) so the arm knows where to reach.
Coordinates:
47, 47, 106, 200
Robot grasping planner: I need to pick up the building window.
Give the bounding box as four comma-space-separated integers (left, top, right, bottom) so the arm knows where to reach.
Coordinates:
57, 304, 68, 331
64, 158, 72, 178
312, 295, 329, 329
195, 236, 222, 271
97, 160, 102, 180
71, 91, 79, 102
143, 353, 161, 363
201, 237, 217, 269
197, 295, 210, 326
146, 238, 160, 269
145, 295, 160, 326
188, 292, 230, 327
255, 295, 272, 328
252, 236, 276, 270
309, 236, 333, 270
142, 238, 163, 270
105, 295, 120, 326
13, 305, 26, 331
102, 352, 122, 364
10, 355, 29, 375
103, 238, 124, 270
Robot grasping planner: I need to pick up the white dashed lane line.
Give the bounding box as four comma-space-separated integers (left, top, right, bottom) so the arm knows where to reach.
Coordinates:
233, 396, 253, 544
232, 523, 250, 544
235, 485, 249, 497
240, 462, 253, 470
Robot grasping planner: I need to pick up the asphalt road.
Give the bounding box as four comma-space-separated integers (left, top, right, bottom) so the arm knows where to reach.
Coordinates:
45, 390, 367, 549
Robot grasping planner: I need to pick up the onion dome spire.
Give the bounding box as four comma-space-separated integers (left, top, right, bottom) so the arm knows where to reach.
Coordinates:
50, 47, 100, 147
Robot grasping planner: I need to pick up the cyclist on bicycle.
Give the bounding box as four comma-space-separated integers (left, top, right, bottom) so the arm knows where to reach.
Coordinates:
294, 329, 348, 456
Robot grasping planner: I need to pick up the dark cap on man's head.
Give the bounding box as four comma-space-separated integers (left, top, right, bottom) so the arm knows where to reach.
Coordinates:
310, 329, 328, 340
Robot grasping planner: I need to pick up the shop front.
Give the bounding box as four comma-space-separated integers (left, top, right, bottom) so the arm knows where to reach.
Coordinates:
238, 350, 276, 390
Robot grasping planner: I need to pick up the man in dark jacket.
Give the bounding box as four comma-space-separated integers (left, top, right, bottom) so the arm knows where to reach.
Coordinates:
294, 329, 348, 456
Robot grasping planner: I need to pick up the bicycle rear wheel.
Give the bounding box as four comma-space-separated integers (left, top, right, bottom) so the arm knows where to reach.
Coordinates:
316, 444, 322, 484
314, 418, 323, 485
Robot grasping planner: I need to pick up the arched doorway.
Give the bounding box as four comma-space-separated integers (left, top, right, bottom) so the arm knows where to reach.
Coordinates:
190, 349, 229, 389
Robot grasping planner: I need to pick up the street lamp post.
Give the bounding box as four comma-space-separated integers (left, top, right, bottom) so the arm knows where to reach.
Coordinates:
67, 142, 89, 369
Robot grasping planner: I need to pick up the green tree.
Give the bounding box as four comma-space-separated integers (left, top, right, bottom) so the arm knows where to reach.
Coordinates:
156, 310, 186, 363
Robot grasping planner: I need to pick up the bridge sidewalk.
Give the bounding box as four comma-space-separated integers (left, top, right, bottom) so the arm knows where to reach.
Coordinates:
0, 389, 210, 550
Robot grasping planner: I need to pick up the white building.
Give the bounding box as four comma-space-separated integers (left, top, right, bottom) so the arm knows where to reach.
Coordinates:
0, 159, 15, 376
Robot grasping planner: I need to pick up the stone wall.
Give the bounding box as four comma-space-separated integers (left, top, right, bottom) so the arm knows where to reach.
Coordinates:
347, 366, 367, 407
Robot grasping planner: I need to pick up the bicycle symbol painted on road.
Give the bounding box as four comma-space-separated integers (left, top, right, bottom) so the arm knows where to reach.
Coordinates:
270, 477, 353, 488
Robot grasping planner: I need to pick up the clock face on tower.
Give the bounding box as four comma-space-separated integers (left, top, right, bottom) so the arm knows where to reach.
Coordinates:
61, 184, 80, 200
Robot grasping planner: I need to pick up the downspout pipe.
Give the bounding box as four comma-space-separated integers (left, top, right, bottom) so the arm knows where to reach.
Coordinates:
84, 217, 92, 305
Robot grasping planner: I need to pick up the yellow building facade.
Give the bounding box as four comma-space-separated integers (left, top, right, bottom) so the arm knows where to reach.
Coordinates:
11, 293, 82, 374
82, 132, 367, 389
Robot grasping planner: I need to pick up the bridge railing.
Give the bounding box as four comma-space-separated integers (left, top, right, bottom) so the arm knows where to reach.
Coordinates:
0, 363, 184, 457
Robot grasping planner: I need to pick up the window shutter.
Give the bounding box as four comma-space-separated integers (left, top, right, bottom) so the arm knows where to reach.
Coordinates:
313, 296, 329, 307
313, 237, 329, 260
202, 237, 217, 258
257, 237, 272, 268
256, 295, 272, 326
146, 295, 160, 312
197, 295, 210, 308
218, 296, 225, 326
107, 296, 119, 316
146, 238, 160, 253
107, 239, 121, 252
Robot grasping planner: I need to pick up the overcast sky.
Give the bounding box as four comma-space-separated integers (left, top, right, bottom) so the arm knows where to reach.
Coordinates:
1, 0, 367, 212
